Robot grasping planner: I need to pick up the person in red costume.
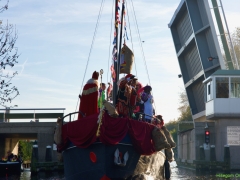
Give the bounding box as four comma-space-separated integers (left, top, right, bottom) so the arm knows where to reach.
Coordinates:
78, 71, 99, 119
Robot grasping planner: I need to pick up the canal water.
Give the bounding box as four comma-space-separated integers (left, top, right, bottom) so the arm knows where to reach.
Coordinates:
1, 161, 240, 180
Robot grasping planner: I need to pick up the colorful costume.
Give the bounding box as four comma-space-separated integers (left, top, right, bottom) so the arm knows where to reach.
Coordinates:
152, 115, 175, 162
152, 115, 164, 128
134, 82, 144, 120
107, 83, 113, 102
116, 74, 137, 118
78, 71, 99, 119
98, 89, 105, 109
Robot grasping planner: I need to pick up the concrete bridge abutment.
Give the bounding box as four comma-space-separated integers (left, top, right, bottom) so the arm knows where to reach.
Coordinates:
0, 122, 58, 162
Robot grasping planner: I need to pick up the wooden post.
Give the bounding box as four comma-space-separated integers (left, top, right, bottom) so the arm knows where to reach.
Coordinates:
210, 145, 216, 161
223, 145, 230, 172
31, 144, 38, 174
45, 145, 52, 162
199, 146, 205, 160
210, 145, 216, 171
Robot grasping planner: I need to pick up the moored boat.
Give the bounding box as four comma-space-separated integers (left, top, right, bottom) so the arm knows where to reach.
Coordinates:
58, 113, 166, 180
0, 161, 21, 176
55, 0, 175, 179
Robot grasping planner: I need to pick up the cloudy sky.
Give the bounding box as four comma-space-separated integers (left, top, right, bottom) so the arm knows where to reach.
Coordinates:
1, 0, 240, 122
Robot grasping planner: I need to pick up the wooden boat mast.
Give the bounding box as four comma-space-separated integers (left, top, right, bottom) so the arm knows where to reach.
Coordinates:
113, 0, 125, 106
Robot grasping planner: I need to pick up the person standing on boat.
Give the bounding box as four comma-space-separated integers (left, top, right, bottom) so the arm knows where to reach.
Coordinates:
134, 82, 144, 120
116, 74, 137, 118
141, 85, 154, 123
78, 71, 99, 119
107, 82, 113, 102
130, 77, 138, 119
98, 83, 106, 110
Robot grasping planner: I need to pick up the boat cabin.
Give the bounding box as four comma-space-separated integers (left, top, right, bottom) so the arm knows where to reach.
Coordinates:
203, 70, 240, 119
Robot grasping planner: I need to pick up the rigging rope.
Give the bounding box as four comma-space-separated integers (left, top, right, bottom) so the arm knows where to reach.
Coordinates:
129, 0, 157, 114
125, 1, 137, 77
74, 0, 106, 119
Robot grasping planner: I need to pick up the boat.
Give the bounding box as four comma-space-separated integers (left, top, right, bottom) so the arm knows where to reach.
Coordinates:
0, 161, 21, 176
56, 1, 173, 179
58, 112, 167, 180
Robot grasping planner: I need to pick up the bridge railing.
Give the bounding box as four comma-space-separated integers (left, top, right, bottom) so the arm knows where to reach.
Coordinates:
0, 108, 65, 122
61, 111, 160, 123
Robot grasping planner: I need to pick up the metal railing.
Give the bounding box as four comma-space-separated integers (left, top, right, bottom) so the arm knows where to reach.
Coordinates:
61, 111, 85, 123
61, 111, 160, 124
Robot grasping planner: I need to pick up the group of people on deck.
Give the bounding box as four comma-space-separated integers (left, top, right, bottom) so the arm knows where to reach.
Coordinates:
51, 70, 173, 179
78, 71, 161, 126
115, 74, 155, 122
1, 150, 21, 162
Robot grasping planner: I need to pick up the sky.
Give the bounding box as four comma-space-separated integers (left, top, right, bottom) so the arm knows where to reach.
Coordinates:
1, 0, 240, 123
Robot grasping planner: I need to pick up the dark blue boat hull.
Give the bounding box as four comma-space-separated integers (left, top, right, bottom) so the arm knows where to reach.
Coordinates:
0, 161, 21, 176
63, 142, 140, 180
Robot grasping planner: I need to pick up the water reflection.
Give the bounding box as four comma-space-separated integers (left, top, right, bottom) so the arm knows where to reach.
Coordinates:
170, 161, 240, 180
30, 172, 64, 180
1, 162, 240, 180
0, 171, 64, 180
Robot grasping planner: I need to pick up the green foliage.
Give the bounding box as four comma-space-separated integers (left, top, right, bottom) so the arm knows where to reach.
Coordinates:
178, 123, 194, 132
165, 119, 178, 131
165, 120, 178, 145
165, 90, 193, 155
178, 106, 193, 122
176, 90, 193, 122
18, 140, 33, 161
169, 128, 177, 145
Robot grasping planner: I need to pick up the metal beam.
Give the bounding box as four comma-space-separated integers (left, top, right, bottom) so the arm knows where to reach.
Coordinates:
0, 108, 65, 111
211, 0, 234, 70
0, 113, 64, 119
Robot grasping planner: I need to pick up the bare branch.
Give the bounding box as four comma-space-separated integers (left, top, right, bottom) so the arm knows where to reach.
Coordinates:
0, 5, 20, 106
0, 0, 9, 13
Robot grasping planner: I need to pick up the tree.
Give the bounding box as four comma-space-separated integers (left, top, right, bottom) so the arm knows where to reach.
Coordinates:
18, 140, 33, 161
165, 90, 193, 159
165, 90, 193, 131
222, 27, 240, 69
165, 119, 178, 142
231, 27, 240, 68
177, 91, 193, 122
0, 0, 20, 107
0, 0, 8, 13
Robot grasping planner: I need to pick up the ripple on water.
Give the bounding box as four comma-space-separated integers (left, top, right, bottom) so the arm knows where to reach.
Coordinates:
0, 171, 65, 180
2, 162, 240, 180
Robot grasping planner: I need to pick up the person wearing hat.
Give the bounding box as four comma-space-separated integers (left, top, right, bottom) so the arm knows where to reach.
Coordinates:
131, 76, 138, 88
115, 74, 137, 118
134, 81, 144, 120
98, 83, 106, 110
141, 85, 154, 123
78, 71, 99, 119
106, 82, 113, 102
